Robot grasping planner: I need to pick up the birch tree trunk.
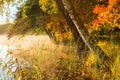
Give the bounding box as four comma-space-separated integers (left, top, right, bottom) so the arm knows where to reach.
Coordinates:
55, 0, 113, 71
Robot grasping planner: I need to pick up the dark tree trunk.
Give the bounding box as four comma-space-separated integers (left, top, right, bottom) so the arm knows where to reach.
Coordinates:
55, 0, 113, 71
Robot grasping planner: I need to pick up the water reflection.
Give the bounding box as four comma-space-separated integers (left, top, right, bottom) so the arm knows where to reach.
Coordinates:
0, 45, 16, 80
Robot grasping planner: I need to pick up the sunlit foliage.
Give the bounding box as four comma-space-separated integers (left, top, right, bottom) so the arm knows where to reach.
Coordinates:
39, 0, 59, 14
0, 0, 120, 79
46, 15, 73, 42
6, 0, 73, 43
89, 0, 120, 31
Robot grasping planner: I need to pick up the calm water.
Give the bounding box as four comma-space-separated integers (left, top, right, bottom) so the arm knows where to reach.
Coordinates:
0, 45, 16, 80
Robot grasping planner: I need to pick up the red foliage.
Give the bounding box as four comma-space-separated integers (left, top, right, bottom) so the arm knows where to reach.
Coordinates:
91, 0, 119, 30
93, 5, 108, 14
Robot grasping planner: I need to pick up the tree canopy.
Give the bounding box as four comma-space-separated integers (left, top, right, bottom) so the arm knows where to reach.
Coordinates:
0, 0, 119, 42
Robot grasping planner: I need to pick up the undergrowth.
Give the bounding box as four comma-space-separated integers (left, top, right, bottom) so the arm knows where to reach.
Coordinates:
4, 37, 120, 80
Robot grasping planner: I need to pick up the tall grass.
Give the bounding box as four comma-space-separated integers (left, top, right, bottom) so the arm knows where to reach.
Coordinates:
2, 35, 120, 80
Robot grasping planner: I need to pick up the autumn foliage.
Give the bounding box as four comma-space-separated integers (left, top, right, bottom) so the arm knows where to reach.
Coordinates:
0, 0, 120, 79
91, 0, 120, 30
46, 15, 73, 42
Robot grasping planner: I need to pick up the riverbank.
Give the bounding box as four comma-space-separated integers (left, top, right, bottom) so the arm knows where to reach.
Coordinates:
0, 34, 58, 79
0, 34, 55, 62
1, 34, 119, 79
0, 34, 74, 79
0, 34, 64, 63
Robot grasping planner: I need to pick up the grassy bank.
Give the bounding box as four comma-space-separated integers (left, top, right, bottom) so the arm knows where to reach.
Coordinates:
1, 35, 120, 80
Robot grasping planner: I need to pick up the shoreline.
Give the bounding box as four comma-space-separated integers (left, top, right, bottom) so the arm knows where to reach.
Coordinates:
0, 34, 53, 62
